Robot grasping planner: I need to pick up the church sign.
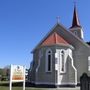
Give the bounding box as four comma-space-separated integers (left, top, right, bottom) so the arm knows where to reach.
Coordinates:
9, 65, 25, 90
12, 65, 24, 81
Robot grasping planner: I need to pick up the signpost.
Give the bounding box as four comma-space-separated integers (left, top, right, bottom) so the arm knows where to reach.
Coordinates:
10, 65, 25, 90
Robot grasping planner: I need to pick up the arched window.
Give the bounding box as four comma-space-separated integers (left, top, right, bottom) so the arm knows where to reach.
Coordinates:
61, 51, 64, 72
60, 50, 65, 73
46, 49, 52, 72
74, 31, 77, 36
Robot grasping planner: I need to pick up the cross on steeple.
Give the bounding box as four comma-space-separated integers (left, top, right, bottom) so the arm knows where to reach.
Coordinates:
56, 16, 60, 23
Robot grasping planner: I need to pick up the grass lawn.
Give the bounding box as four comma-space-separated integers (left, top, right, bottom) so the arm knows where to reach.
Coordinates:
0, 86, 27, 90
0, 86, 51, 90
0, 81, 80, 90
0, 86, 80, 90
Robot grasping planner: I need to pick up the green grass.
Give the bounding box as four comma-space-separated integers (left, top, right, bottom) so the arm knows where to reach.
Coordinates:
0, 86, 80, 90
0, 81, 80, 90
0, 86, 28, 90
0, 86, 53, 90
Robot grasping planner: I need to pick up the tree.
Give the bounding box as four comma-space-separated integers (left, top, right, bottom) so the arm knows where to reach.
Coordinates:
0, 68, 3, 75
87, 42, 90, 45
0, 68, 10, 81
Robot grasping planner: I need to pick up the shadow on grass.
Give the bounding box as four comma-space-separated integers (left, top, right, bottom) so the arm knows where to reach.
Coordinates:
0, 81, 56, 88
0, 81, 35, 87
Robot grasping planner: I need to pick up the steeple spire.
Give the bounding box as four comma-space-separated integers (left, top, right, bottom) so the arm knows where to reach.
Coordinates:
70, 4, 81, 28
70, 4, 84, 40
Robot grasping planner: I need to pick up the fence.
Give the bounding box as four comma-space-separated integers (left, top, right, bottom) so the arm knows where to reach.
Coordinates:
80, 73, 90, 90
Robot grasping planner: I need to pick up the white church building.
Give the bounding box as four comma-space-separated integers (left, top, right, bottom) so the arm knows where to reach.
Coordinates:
28, 5, 90, 87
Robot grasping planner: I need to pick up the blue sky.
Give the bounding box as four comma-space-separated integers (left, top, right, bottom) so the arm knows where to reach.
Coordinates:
0, 0, 90, 68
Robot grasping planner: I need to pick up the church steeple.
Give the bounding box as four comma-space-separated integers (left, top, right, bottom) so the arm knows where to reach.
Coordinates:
71, 5, 81, 28
70, 5, 84, 40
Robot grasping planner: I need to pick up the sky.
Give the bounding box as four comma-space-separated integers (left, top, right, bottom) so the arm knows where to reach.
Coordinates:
0, 0, 90, 68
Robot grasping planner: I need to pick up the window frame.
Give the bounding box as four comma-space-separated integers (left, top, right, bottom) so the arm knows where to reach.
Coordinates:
46, 49, 52, 72
74, 31, 77, 36
60, 49, 66, 73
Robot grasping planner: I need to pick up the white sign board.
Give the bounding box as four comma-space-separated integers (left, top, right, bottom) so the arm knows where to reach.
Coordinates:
10, 65, 25, 90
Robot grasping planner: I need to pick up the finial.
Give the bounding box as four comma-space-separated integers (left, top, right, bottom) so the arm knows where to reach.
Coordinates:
56, 16, 60, 23
73, 1, 76, 6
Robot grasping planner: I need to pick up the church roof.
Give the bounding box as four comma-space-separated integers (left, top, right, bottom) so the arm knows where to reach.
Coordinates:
41, 32, 69, 46
31, 22, 90, 53
70, 5, 81, 28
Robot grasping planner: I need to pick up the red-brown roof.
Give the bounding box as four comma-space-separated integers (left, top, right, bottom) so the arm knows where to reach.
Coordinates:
41, 32, 69, 46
